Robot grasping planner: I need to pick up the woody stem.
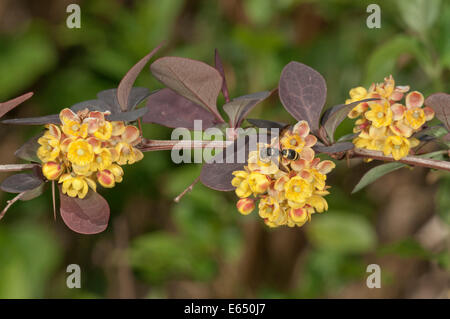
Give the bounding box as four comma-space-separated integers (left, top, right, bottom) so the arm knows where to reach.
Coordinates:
139, 139, 450, 171
352, 148, 450, 171
0, 164, 39, 172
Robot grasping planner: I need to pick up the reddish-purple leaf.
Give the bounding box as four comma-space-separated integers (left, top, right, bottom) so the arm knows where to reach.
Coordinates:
1, 173, 44, 193
279, 61, 327, 133
200, 134, 272, 191
117, 43, 163, 112
425, 93, 450, 130
0, 92, 33, 119
150, 57, 224, 122
20, 183, 47, 201
223, 91, 272, 128
143, 88, 219, 130
98, 87, 151, 111
59, 189, 110, 234
106, 107, 148, 122
246, 118, 288, 130
214, 49, 230, 103
313, 142, 354, 154
321, 98, 380, 143
15, 133, 42, 162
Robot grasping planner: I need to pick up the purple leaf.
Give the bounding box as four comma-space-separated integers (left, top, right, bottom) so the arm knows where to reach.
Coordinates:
20, 183, 47, 201
200, 134, 272, 191
313, 142, 354, 154
246, 118, 288, 130
106, 107, 148, 122
1, 173, 44, 193
425, 93, 450, 131
117, 44, 163, 112
279, 61, 327, 133
0, 92, 33, 119
59, 189, 110, 235
15, 133, 43, 162
1, 114, 60, 125
143, 88, 219, 130
214, 49, 230, 103
150, 57, 224, 122
223, 91, 272, 128
321, 98, 380, 143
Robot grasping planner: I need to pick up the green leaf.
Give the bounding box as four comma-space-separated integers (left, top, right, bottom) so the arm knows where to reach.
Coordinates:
307, 213, 376, 254
396, 0, 441, 36
352, 151, 447, 193
352, 162, 405, 194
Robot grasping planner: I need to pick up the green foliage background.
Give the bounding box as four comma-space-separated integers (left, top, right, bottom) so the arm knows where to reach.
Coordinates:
0, 0, 448, 298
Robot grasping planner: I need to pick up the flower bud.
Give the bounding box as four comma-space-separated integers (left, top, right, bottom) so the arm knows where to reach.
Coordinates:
236, 198, 255, 215
42, 161, 64, 180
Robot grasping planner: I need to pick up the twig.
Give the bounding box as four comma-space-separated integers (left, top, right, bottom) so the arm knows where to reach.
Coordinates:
174, 176, 200, 203
139, 139, 233, 152
0, 192, 26, 220
352, 148, 450, 171
0, 163, 39, 172
52, 181, 56, 221
139, 139, 450, 172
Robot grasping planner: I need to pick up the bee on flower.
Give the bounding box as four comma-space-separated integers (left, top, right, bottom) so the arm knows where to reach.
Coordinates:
37, 108, 144, 199
347, 75, 435, 160
231, 120, 336, 228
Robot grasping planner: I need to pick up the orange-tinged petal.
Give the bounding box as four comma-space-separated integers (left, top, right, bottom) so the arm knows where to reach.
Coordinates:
423, 106, 435, 121
316, 160, 335, 174
97, 169, 116, 188
122, 126, 140, 144
391, 103, 406, 120
292, 120, 310, 138
304, 134, 317, 147
405, 91, 424, 109
59, 108, 79, 124
300, 147, 314, 162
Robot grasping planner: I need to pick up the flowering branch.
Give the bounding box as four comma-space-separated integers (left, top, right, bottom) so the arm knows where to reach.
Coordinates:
138, 139, 450, 171
351, 148, 450, 171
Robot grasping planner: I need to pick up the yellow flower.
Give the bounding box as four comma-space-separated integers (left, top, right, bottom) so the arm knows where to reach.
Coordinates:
60, 109, 88, 138
258, 196, 280, 220
37, 136, 60, 162
306, 195, 328, 213
383, 135, 410, 160
108, 164, 124, 183
96, 169, 116, 188
284, 176, 313, 205
115, 142, 144, 165
94, 121, 113, 140
90, 148, 112, 172
247, 172, 270, 194
67, 140, 94, 166
231, 170, 249, 187
59, 173, 96, 199
405, 107, 426, 130
280, 132, 305, 154
289, 207, 310, 226
365, 101, 393, 128
247, 149, 279, 175
236, 198, 256, 215
42, 161, 64, 180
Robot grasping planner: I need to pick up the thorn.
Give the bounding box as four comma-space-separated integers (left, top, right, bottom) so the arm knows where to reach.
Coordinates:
174, 176, 200, 203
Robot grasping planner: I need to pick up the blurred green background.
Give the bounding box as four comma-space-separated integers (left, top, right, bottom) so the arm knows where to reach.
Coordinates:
0, 0, 448, 298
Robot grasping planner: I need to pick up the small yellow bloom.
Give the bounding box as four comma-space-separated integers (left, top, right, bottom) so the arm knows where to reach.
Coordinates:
67, 140, 94, 166
306, 195, 328, 213
231, 170, 249, 188
383, 135, 410, 160
42, 161, 64, 180
258, 196, 280, 220
96, 169, 116, 188
108, 164, 124, 183
405, 107, 426, 130
280, 131, 305, 153
94, 121, 113, 140
284, 176, 313, 205
37, 136, 60, 162
236, 198, 256, 215
247, 172, 270, 194
90, 148, 112, 172
115, 142, 144, 165
289, 207, 309, 226
365, 101, 393, 128
59, 173, 96, 199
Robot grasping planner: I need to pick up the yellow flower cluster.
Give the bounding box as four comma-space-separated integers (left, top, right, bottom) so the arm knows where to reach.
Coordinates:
37, 108, 144, 199
232, 121, 335, 228
347, 75, 435, 160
